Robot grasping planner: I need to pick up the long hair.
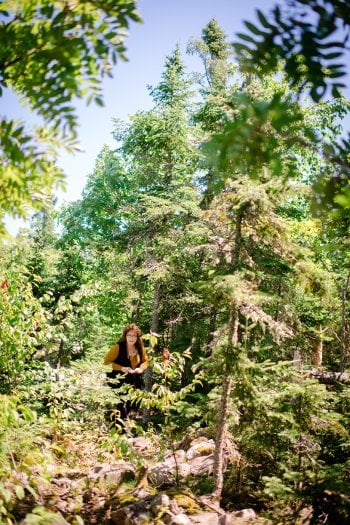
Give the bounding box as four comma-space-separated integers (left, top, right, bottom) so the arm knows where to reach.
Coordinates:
118, 323, 144, 354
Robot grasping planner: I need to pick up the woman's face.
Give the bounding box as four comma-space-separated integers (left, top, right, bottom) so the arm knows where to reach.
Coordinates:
126, 329, 137, 343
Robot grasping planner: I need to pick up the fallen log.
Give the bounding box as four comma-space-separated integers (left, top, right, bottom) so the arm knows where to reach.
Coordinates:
302, 369, 350, 384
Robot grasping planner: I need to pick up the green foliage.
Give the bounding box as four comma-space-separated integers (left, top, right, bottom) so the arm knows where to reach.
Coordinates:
20, 361, 110, 428
234, 1, 348, 101
0, 265, 48, 392
311, 137, 350, 219
204, 92, 316, 188
149, 45, 193, 107
0, 118, 67, 232
202, 18, 231, 61
0, 395, 45, 524
122, 346, 204, 423
218, 357, 350, 520
58, 146, 134, 247
1, 0, 140, 126
0, 0, 140, 231
187, 18, 233, 94
0, 396, 36, 463
115, 47, 198, 187
20, 210, 105, 364
22, 506, 70, 525
0, 15, 349, 520
232, 0, 350, 217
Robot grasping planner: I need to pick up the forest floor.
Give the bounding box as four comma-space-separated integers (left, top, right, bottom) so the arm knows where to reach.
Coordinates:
8, 406, 270, 525
3, 357, 332, 524
3, 363, 315, 524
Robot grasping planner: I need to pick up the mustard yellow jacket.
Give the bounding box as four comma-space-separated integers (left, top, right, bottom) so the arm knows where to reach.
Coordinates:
103, 343, 149, 372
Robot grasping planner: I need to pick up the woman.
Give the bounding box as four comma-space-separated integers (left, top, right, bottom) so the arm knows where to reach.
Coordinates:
104, 323, 148, 419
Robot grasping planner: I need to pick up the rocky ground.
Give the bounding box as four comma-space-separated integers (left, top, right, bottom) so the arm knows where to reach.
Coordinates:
11, 429, 268, 525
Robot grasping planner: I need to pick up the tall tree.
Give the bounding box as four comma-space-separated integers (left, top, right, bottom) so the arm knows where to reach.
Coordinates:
187, 20, 348, 502
59, 145, 133, 248
57, 47, 203, 353
187, 19, 237, 207
112, 46, 200, 335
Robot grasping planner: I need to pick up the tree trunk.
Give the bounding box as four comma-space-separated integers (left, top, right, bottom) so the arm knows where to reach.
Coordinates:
144, 281, 161, 390
150, 281, 161, 334
205, 305, 217, 355
212, 373, 233, 501
232, 212, 243, 268
212, 300, 239, 502
143, 282, 161, 423
293, 348, 302, 370
311, 325, 323, 369
340, 270, 350, 372
212, 207, 243, 502
303, 369, 350, 384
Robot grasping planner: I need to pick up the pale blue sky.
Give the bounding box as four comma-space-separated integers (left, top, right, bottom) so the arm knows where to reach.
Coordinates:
1, 0, 297, 233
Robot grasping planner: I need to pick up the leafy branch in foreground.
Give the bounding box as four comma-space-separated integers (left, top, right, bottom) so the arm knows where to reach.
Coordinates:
234, 0, 349, 102
1, 0, 141, 131
0, 0, 141, 231
231, 0, 350, 217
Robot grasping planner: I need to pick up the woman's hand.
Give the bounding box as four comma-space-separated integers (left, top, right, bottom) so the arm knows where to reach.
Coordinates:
121, 366, 132, 373
133, 367, 142, 374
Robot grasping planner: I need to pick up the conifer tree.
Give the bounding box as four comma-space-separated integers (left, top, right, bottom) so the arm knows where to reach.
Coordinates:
112, 46, 201, 336
188, 19, 237, 208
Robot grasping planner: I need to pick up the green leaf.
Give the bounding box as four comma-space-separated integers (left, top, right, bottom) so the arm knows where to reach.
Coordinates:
322, 51, 343, 59
15, 486, 25, 500
244, 20, 267, 36
236, 32, 257, 44
94, 97, 104, 107
256, 9, 274, 30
